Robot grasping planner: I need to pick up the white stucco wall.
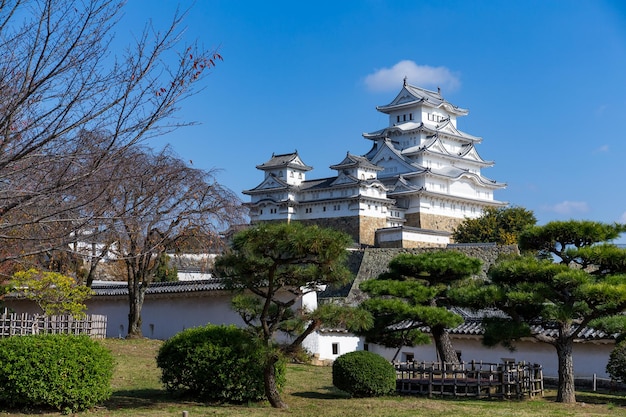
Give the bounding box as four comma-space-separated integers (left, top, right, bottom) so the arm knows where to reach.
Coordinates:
313, 332, 614, 379
86, 294, 247, 339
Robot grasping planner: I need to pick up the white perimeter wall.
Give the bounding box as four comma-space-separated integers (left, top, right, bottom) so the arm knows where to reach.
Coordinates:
86, 293, 247, 339
313, 332, 614, 378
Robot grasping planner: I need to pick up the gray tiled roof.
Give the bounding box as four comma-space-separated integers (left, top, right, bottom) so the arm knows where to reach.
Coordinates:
91, 279, 227, 297
447, 307, 617, 341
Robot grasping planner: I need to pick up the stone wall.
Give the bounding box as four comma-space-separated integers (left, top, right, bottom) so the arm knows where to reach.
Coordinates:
359, 216, 387, 246
299, 217, 360, 245
342, 244, 520, 305
299, 216, 385, 247
418, 213, 465, 234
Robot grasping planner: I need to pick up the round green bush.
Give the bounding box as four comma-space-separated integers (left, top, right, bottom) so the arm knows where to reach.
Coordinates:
0, 334, 113, 412
156, 324, 285, 403
607, 339, 626, 383
332, 350, 396, 397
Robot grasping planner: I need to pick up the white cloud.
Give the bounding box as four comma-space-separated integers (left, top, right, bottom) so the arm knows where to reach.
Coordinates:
619, 212, 626, 223
364, 61, 461, 93
593, 144, 609, 153
544, 201, 590, 215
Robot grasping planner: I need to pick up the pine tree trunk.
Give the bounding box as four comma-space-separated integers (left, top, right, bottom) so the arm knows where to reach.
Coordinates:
264, 352, 288, 409
431, 325, 459, 365
555, 338, 576, 403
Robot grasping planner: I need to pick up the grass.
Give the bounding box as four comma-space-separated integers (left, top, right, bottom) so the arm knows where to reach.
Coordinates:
1, 338, 626, 416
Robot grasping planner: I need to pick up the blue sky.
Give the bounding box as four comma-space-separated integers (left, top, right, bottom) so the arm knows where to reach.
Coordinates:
120, 1, 626, 241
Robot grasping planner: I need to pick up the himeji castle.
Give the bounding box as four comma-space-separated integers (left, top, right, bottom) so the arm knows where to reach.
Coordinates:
244, 80, 506, 247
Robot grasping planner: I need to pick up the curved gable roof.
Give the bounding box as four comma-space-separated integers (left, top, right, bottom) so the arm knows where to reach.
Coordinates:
376, 82, 469, 116
256, 152, 313, 171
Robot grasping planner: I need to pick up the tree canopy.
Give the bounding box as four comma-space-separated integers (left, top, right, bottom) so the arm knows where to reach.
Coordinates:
10, 269, 94, 317
450, 220, 626, 404
453, 206, 536, 245
214, 222, 370, 409
359, 251, 482, 363
0, 0, 221, 270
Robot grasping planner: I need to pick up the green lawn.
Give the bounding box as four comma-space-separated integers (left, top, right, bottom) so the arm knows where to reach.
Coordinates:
2, 338, 625, 416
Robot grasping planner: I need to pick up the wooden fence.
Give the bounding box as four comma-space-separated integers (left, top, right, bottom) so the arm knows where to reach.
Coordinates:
395, 360, 544, 399
0, 311, 107, 338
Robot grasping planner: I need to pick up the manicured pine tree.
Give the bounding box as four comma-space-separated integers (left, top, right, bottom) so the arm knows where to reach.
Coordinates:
451, 220, 626, 403
214, 222, 371, 409
359, 251, 482, 364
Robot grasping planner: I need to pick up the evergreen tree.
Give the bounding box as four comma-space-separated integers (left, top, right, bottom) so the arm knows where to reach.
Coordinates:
451, 220, 626, 403
214, 222, 371, 409
359, 251, 482, 363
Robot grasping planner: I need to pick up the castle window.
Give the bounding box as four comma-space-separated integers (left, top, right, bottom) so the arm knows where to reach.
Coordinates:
403, 114, 406, 121
290, 171, 294, 177
332, 343, 339, 355
409, 113, 413, 121
298, 173, 302, 179
396, 115, 400, 123
323, 206, 326, 212
278, 170, 283, 177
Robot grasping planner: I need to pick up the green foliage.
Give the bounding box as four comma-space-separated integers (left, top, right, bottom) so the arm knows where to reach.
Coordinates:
607, 340, 626, 383
519, 220, 626, 263
10, 269, 94, 317
214, 222, 363, 407
0, 334, 113, 412
156, 324, 285, 403
453, 206, 536, 244
215, 222, 360, 345
455, 220, 626, 403
332, 351, 396, 397
358, 251, 481, 356
154, 253, 178, 282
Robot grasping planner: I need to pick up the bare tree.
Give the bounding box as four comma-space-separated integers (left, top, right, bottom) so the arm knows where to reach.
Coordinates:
0, 0, 221, 272
106, 145, 245, 338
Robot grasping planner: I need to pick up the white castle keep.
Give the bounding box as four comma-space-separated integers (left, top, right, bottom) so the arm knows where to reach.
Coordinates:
244, 80, 506, 247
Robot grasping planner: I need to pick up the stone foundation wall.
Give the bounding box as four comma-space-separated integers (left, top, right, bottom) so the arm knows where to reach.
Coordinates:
296, 216, 385, 247
417, 213, 464, 234
299, 217, 360, 245
359, 216, 387, 246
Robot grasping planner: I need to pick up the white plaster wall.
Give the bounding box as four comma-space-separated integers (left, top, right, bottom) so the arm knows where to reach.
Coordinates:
365, 336, 613, 378
311, 332, 364, 360
87, 294, 247, 339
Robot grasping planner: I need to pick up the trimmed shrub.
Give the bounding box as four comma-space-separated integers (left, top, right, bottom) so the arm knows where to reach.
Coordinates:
156, 324, 285, 403
607, 339, 626, 383
0, 334, 113, 412
332, 350, 396, 397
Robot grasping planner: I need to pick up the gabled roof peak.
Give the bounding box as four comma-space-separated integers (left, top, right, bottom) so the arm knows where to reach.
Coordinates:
377, 81, 468, 116
256, 151, 313, 171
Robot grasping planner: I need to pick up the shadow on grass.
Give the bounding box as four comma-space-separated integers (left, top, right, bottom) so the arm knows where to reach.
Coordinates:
105, 388, 205, 410
573, 390, 626, 407
533, 388, 626, 407
290, 385, 352, 400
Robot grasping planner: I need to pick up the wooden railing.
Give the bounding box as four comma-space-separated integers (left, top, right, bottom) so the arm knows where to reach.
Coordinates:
394, 360, 543, 399
0, 311, 107, 338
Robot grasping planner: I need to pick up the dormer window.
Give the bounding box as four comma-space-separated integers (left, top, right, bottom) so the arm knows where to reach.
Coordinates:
278, 170, 283, 177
